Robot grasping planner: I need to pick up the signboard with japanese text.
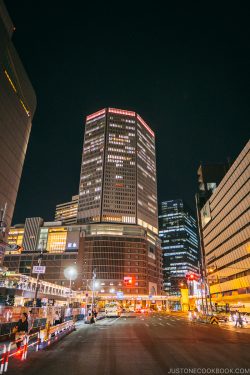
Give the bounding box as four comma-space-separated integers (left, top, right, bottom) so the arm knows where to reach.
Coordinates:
32, 266, 46, 274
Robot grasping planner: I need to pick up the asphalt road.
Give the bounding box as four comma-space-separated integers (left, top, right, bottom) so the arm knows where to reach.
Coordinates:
8, 312, 250, 375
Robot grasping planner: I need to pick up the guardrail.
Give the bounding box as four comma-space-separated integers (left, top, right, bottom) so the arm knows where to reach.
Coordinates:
0, 320, 75, 373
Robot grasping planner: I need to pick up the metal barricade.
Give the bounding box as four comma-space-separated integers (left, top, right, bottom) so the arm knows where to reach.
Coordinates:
0, 320, 75, 373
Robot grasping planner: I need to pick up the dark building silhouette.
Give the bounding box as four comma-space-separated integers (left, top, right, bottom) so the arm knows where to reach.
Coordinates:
195, 162, 228, 296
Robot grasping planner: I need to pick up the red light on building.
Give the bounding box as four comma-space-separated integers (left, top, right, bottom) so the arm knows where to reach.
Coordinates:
137, 114, 155, 138
108, 108, 136, 117
86, 109, 106, 121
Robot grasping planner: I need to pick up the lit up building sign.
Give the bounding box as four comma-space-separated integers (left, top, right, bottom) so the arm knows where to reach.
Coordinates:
65, 230, 80, 251
67, 242, 77, 249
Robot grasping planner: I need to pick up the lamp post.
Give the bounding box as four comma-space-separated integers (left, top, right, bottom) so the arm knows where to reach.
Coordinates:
91, 269, 96, 314
33, 240, 45, 307
64, 267, 78, 307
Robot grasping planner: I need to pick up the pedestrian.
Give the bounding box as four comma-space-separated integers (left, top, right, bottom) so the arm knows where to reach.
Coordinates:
93, 309, 98, 319
234, 310, 239, 327
54, 311, 60, 325
28, 310, 35, 333
234, 310, 243, 328
90, 314, 95, 324
238, 312, 243, 328
13, 312, 28, 348
230, 311, 234, 322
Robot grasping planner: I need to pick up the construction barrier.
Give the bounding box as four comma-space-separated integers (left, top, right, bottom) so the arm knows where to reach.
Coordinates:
0, 320, 75, 373
210, 315, 219, 325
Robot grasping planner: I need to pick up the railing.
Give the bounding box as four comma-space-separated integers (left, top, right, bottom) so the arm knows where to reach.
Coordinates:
0, 320, 75, 373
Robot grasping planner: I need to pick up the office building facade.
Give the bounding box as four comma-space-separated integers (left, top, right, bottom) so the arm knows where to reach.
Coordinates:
201, 140, 250, 309
0, 1, 36, 234
4, 221, 81, 288
77, 108, 158, 234
4, 220, 162, 295
55, 195, 78, 225
76, 108, 161, 295
159, 200, 199, 295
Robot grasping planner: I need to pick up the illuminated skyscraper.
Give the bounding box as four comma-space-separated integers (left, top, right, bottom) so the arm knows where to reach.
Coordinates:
159, 200, 199, 295
0, 1, 36, 233
4, 108, 163, 296
77, 108, 158, 234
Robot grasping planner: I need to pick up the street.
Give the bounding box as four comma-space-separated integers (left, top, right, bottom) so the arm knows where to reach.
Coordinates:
7, 312, 250, 375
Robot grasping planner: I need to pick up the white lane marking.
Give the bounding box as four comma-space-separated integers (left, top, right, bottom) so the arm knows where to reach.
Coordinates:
144, 323, 149, 327
166, 322, 171, 325
111, 317, 121, 325
159, 323, 164, 326
104, 317, 121, 325
158, 318, 162, 320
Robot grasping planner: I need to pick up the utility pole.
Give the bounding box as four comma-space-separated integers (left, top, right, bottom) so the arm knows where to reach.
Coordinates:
195, 194, 210, 314
91, 268, 96, 314
198, 261, 204, 313
33, 240, 44, 307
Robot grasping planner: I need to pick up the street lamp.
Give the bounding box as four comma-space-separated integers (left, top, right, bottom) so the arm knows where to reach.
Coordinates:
33, 240, 45, 307
91, 269, 96, 314
64, 267, 78, 306
64, 266, 78, 289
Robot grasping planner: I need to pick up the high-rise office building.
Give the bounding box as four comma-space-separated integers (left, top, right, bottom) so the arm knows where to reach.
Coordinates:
55, 195, 78, 225
200, 140, 250, 309
159, 200, 199, 295
76, 108, 162, 295
77, 108, 158, 234
0, 1, 36, 234
4, 108, 163, 296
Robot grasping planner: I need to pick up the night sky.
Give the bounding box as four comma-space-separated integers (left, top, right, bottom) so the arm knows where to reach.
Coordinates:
6, 1, 249, 224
